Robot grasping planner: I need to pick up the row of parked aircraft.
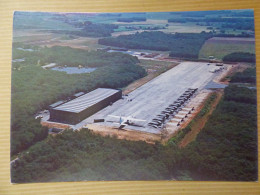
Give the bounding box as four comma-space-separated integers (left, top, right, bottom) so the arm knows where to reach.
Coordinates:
148, 88, 198, 128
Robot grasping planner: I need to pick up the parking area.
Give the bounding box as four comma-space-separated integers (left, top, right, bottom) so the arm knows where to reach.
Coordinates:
79, 62, 226, 134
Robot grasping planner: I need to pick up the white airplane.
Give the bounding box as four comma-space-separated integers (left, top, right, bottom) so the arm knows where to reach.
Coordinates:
108, 115, 146, 129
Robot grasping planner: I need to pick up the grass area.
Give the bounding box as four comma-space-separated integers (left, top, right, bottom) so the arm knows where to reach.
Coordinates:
81, 38, 104, 50
162, 22, 209, 33
13, 34, 53, 43
199, 39, 255, 60
59, 35, 77, 40
111, 22, 209, 37
138, 59, 175, 71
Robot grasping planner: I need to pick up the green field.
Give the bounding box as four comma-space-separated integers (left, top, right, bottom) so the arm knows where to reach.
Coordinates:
199, 38, 255, 60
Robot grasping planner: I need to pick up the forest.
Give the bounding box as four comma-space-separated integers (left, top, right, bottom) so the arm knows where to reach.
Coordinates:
181, 85, 257, 181
170, 10, 253, 17
117, 17, 147, 22
99, 31, 213, 59
11, 66, 257, 182
168, 16, 254, 31
11, 45, 146, 155
222, 52, 256, 63
230, 67, 256, 84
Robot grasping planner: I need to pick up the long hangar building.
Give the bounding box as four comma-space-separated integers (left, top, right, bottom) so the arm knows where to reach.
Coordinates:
49, 88, 122, 124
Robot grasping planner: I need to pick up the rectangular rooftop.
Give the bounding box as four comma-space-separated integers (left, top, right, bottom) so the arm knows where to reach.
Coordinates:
53, 88, 120, 113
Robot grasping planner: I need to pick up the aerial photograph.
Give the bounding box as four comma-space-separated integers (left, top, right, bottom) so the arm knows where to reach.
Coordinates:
11, 9, 257, 183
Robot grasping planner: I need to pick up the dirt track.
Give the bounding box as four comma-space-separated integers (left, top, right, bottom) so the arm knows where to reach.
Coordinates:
86, 124, 161, 144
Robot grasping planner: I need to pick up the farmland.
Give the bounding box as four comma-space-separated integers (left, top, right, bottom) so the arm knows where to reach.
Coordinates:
199, 37, 255, 60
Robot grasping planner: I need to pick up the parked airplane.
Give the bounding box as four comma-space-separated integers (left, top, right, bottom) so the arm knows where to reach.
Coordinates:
108, 115, 146, 129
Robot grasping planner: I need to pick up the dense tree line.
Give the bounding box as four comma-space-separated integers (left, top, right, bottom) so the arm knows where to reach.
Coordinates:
230, 67, 256, 84
168, 16, 254, 31
170, 10, 234, 17
213, 33, 253, 38
76, 22, 118, 37
78, 23, 117, 37
125, 25, 166, 30
11, 129, 178, 182
99, 31, 212, 59
222, 52, 256, 63
11, 44, 146, 155
224, 85, 256, 104
170, 10, 253, 18
117, 17, 146, 22
168, 16, 254, 23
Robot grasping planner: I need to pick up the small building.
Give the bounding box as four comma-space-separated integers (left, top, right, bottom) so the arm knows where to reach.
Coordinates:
49, 88, 122, 125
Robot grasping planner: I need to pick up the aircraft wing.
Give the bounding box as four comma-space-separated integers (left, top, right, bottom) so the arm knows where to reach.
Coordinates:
128, 117, 146, 122
108, 115, 122, 119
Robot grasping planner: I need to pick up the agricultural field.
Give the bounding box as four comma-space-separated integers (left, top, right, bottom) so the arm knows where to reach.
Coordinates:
199, 37, 255, 60
13, 30, 103, 51
111, 22, 209, 37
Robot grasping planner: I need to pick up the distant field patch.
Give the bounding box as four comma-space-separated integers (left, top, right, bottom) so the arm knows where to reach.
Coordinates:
113, 19, 168, 25
111, 22, 209, 37
199, 37, 255, 60
208, 37, 255, 43
162, 23, 210, 34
